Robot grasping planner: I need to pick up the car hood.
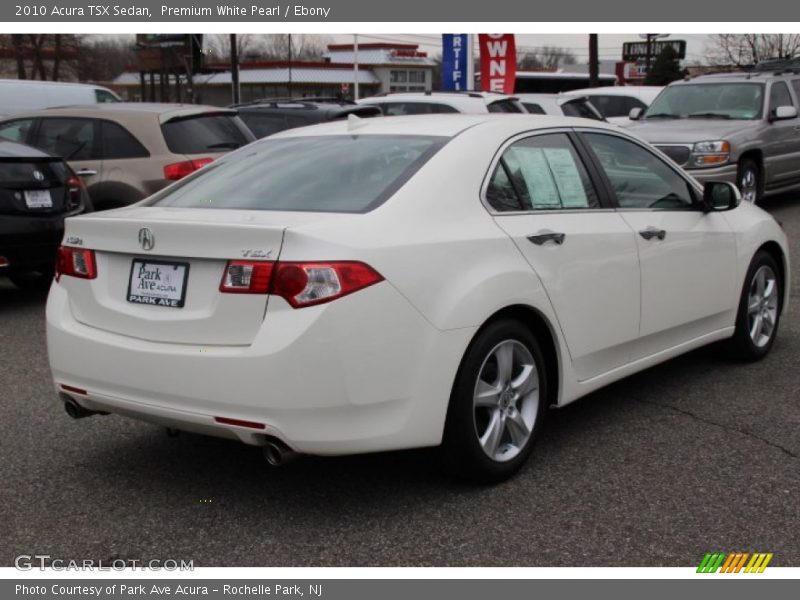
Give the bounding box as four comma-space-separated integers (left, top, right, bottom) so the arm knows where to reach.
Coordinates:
625, 118, 752, 144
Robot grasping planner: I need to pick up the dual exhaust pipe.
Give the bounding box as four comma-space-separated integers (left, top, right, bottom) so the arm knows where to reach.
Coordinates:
63, 398, 106, 419
63, 397, 299, 467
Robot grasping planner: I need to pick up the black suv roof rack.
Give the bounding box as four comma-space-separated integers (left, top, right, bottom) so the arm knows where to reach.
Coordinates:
752, 56, 800, 75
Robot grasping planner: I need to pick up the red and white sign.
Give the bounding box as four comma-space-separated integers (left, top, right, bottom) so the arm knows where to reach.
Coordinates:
479, 34, 517, 94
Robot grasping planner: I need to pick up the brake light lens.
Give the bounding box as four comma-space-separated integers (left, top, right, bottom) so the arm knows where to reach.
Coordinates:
219, 260, 383, 307
272, 262, 384, 308
163, 157, 214, 181
65, 175, 83, 211
219, 260, 273, 293
56, 247, 96, 280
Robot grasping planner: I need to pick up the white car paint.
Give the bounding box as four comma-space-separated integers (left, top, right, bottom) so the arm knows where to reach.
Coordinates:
46, 114, 790, 462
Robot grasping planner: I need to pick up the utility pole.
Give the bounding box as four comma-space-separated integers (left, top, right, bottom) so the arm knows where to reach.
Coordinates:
353, 34, 359, 101
230, 33, 240, 105
589, 34, 599, 87
645, 33, 654, 75
288, 34, 293, 98
466, 34, 475, 90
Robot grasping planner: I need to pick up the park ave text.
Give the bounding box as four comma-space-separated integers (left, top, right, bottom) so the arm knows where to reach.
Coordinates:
16, 4, 332, 18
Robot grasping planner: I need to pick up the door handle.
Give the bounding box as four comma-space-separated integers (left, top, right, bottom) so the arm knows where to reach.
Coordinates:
639, 227, 666, 241
75, 169, 97, 177
527, 231, 566, 246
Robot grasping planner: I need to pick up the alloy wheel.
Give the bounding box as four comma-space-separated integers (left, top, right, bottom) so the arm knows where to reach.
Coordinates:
747, 265, 779, 348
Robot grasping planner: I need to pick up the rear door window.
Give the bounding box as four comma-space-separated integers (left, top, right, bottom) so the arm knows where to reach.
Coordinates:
522, 103, 546, 114
161, 113, 254, 154
486, 133, 599, 211
561, 99, 604, 120
29, 118, 99, 160
100, 121, 149, 159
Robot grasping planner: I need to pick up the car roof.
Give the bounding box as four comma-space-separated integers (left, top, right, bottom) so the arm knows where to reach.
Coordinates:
3, 102, 235, 123
0, 78, 110, 90
270, 113, 621, 139
0, 139, 52, 159
671, 72, 787, 85
359, 91, 518, 107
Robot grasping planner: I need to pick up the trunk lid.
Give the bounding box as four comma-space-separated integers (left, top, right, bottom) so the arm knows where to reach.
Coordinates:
60, 207, 343, 345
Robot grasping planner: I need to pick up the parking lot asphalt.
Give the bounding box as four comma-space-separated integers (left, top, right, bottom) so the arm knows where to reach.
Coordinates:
1, 198, 798, 568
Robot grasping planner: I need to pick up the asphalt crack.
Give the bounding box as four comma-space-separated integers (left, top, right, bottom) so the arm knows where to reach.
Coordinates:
629, 395, 798, 459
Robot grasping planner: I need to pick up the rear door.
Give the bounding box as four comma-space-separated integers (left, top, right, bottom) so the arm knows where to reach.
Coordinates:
487, 130, 641, 381
580, 130, 738, 358
28, 117, 103, 192
763, 81, 800, 188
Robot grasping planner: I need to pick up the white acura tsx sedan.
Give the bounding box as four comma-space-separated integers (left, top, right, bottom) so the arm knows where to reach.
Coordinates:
47, 114, 789, 482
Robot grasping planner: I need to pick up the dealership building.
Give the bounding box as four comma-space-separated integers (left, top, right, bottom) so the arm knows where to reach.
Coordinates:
111, 42, 436, 104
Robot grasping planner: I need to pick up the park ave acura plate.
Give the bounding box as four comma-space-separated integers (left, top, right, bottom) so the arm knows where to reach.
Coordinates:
127, 259, 189, 308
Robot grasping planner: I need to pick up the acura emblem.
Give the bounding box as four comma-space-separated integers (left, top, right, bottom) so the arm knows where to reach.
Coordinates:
32, 170, 44, 182
138, 228, 155, 251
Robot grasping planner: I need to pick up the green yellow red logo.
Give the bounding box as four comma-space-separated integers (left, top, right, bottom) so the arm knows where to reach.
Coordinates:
697, 552, 773, 573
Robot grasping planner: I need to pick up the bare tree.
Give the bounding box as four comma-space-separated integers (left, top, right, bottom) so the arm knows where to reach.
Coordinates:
75, 36, 135, 82
705, 34, 800, 67
261, 34, 332, 61
0, 34, 82, 80
517, 46, 577, 70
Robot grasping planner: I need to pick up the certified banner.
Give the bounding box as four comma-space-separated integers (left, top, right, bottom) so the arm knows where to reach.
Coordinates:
478, 34, 517, 94
441, 34, 470, 91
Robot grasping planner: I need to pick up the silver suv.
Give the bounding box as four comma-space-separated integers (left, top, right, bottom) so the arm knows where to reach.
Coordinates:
626, 64, 800, 203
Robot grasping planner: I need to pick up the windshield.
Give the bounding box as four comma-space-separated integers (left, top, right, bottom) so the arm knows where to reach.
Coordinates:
645, 82, 765, 120
149, 135, 446, 213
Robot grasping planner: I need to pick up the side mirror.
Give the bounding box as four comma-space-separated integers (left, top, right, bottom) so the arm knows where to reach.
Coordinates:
702, 181, 742, 212
770, 105, 798, 121
629, 107, 643, 120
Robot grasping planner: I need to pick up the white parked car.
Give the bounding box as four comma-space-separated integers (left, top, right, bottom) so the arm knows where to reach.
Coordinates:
47, 115, 789, 482
358, 91, 526, 115
563, 86, 663, 125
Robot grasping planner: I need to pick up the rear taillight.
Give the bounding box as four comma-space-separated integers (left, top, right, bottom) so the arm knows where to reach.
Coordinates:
272, 262, 383, 307
219, 260, 273, 294
219, 260, 383, 307
163, 158, 214, 181
56, 247, 96, 281
65, 175, 83, 211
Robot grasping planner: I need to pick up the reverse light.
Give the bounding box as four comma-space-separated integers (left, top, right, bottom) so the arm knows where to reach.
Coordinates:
271, 261, 384, 308
55, 246, 96, 280
219, 259, 384, 307
691, 140, 731, 167
163, 157, 214, 181
219, 260, 273, 293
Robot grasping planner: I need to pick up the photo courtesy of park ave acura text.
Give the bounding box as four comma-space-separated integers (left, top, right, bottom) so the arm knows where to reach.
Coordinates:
0, 25, 798, 572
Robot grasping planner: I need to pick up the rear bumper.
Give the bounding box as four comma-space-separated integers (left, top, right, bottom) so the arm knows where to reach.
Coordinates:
0, 215, 65, 271
46, 281, 474, 455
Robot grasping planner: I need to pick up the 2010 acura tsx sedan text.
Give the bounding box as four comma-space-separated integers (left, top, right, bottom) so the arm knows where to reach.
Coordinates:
46, 114, 790, 482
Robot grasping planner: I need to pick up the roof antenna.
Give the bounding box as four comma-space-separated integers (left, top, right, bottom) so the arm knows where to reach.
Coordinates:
347, 113, 367, 131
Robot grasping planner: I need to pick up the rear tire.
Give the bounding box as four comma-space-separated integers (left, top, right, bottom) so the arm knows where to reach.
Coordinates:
727, 251, 782, 361
442, 319, 548, 483
8, 268, 54, 291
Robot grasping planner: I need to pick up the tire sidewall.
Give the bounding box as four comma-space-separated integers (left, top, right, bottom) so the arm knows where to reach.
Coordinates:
733, 251, 781, 359
443, 319, 549, 482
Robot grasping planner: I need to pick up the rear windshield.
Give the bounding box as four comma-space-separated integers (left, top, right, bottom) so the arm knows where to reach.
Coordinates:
149, 135, 446, 213
161, 113, 254, 154
0, 159, 69, 188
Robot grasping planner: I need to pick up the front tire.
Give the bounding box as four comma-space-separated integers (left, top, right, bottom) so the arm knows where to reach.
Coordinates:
737, 158, 762, 204
442, 319, 548, 483
727, 251, 782, 361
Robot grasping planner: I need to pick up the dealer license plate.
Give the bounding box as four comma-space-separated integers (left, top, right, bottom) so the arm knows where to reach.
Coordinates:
127, 260, 189, 308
